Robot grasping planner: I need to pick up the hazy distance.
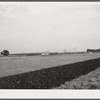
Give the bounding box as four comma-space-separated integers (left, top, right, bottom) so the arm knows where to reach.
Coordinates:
0, 2, 100, 53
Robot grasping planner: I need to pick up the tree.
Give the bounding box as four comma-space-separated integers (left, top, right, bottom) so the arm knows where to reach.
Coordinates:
1, 50, 9, 56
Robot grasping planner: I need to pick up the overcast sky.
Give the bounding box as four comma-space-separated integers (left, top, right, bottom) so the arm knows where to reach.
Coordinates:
0, 2, 100, 53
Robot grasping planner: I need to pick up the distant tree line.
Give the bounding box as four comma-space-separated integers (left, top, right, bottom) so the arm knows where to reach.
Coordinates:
87, 49, 100, 53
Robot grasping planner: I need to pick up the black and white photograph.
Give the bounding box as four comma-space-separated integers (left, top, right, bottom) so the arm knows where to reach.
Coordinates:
0, 1, 100, 90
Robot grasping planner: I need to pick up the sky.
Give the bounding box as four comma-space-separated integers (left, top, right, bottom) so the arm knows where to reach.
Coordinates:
0, 2, 100, 53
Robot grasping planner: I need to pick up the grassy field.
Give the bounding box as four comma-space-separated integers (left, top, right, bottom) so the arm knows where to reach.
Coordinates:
0, 53, 100, 77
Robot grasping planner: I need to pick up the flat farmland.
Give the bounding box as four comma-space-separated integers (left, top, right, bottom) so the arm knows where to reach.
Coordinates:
0, 53, 100, 78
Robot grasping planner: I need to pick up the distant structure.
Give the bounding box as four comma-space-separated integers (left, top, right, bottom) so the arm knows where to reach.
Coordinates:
1, 50, 9, 56
41, 52, 49, 56
87, 49, 100, 53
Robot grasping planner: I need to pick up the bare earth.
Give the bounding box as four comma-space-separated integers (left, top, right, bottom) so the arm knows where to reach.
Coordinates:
0, 53, 100, 77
